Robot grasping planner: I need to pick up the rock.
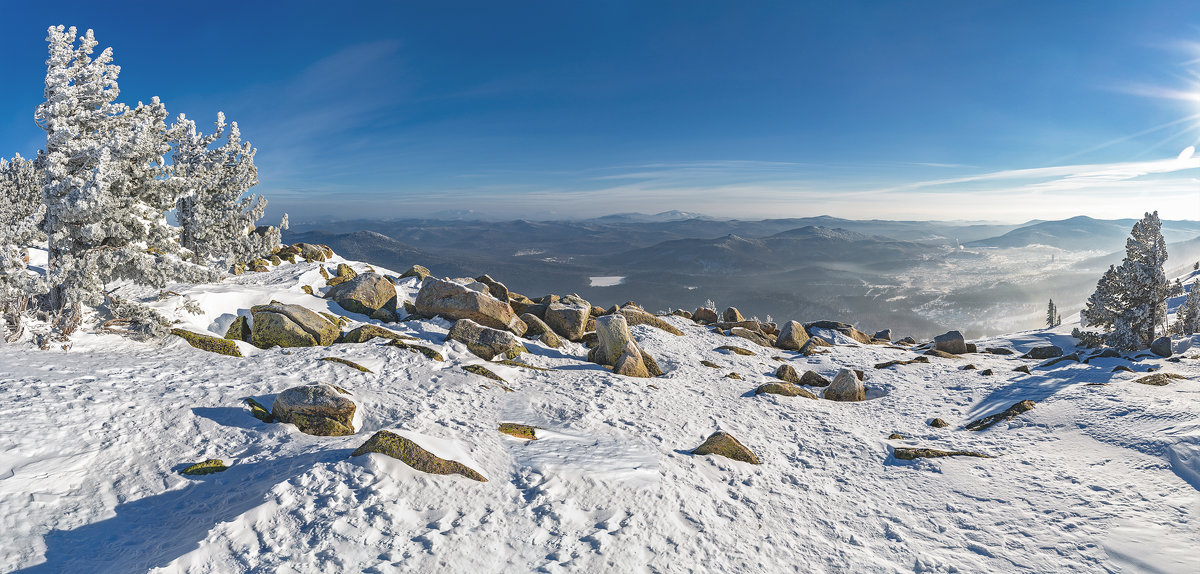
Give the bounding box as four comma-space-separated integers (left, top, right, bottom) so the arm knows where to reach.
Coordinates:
805, 320, 853, 331
244, 397, 274, 423
295, 243, 328, 262
339, 324, 415, 344
272, 384, 356, 436
700, 360, 721, 368
724, 372, 742, 380
670, 309, 693, 319
874, 356, 930, 369
1083, 348, 1121, 363
720, 307, 745, 323
1014, 365, 1031, 374
620, 307, 685, 335
180, 459, 228, 476
824, 369, 865, 402
775, 364, 801, 383
692, 307, 719, 324
799, 370, 831, 387
399, 265, 430, 280
414, 278, 526, 335
933, 330, 968, 355
581, 331, 598, 348
250, 301, 340, 348
498, 423, 537, 440
519, 313, 563, 348
447, 318, 527, 361
249, 258, 270, 273
755, 382, 817, 399
474, 274, 510, 302
873, 329, 892, 341
592, 314, 637, 366
335, 263, 357, 279
640, 350, 664, 377
224, 315, 251, 342
692, 431, 760, 465
1040, 352, 1080, 368
463, 364, 507, 384
543, 294, 592, 341
924, 349, 960, 359
962, 364, 977, 370
716, 345, 755, 356
1021, 345, 1063, 360
730, 326, 772, 347
965, 400, 1036, 431
1151, 336, 1173, 358
1112, 365, 1134, 373
929, 418, 949, 428
894, 448, 992, 461
980, 369, 994, 376
172, 328, 243, 357
351, 430, 486, 481
387, 340, 445, 361
327, 272, 398, 321
1134, 372, 1187, 386
896, 336, 917, 345
321, 357, 372, 373
965, 343, 978, 353
985, 347, 1015, 355
613, 341, 652, 378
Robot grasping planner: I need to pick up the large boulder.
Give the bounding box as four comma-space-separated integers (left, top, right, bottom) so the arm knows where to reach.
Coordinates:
692, 431, 760, 465
824, 369, 865, 402
447, 318, 527, 361
519, 313, 563, 348
223, 315, 251, 342
775, 364, 801, 383
799, 370, 831, 387
620, 307, 685, 335
250, 301, 340, 348
730, 326, 771, 347
351, 430, 486, 481
544, 294, 592, 341
933, 330, 968, 355
692, 307, 719, 324
414, 278, 526, 335
1151, 336, 1172, 358
613, 341, 652, 378
873, 329, 892, 341
398, 265, 430, 280
774, 321, 809, 351
339, 324, 414, 344
271, 384, 356, 436
327, 272, 398, 322
294, 243, 329, 262
720, 307, 745, 323
474, 274, 510, 302
591, 313, 637, 366
1022, 345, 1063, 360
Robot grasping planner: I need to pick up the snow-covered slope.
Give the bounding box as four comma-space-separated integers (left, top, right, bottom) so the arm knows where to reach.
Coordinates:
1, 254, 1198, 573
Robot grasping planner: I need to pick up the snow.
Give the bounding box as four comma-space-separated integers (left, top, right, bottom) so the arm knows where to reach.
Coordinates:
2, 254, 1199, 573
588, 276, 626, 287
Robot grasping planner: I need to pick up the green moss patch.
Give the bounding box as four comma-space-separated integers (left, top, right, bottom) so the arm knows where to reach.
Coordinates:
386, 340, 444, 361
464, 364, 505, 382
965, 400, 1036, 431
716, 345, 755, 356
498, 423, 537, 440
244, 397, 275, 423
496, 359, 552, 372
1134, 373, 1187, 386
893, 448, 992, 461
321, 357, 373, 373
172, 329, 242, 357
181, 459, 228, 475
351, 430, 487, 481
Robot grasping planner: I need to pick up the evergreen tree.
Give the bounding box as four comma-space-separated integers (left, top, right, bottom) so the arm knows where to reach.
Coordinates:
1177, 282, 1200, 335
0, 155, 46, 303
1080, 211, 1171, 349
1046, 299, 1057, 328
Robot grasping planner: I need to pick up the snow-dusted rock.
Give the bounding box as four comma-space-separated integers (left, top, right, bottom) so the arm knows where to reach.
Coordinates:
620, 306, 684, 336
592, 313, 636, 366
474, 274, 510, 302
447, 318, 527, 361
351, 430, 486, 481
327, 272, 398, 322
1022, 345, 1063, 360
414, 278, 526, 336
519, 313, 563, 348
171, 328, 242, 357
294, 242, 329, 262
271, 384, 356, 436
824, 368, 865, 402
692, 431, 760, 465
544, 294, 591, 341
874, 329, 892, 341
800, 370, 831, 387
398, 264, 429, 280
1151, 336, 1172, 358
250, 301, 340, 348
730, 326, 771, 347
339, 324, 413, 344
774, 320, 809, 351
933, 330, 968, 355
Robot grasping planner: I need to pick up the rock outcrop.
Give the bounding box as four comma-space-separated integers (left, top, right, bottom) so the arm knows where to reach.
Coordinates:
720, 307, 745, 323
933, 330, 968, 355
327, 272, 398, 321
774, 321, 809, 351
519, 313, 563, 348
447, 319, 528, 361
414, 278, 526, 335
544, 294, 592, 341
692, 307, 719, 324
824, 368, 865, 402
351, 430, 486, 481
272, 384, 356, 436
250, 301, 340, 348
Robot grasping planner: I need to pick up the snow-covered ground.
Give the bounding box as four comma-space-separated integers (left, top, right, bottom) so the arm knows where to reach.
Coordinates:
1, 254, 1198, 573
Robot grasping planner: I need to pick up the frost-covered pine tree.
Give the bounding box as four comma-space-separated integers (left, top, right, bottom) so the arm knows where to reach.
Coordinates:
1046, 299, 1057, 328
35, 26, 214, 311
1080, 211, 1171, 349
172, 113, 286, 268
0, 154, 46, 304
1177, 282, 1200, 335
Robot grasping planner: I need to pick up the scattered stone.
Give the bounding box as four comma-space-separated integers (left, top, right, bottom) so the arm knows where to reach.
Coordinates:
729, 326, 772, 347
965, 343, 978, 353
724, 372, 742, 380
181, 459, 228, 476
244, 397, 274, 423
519, 313, 563, 348
874, 356, 930, 369
399, 265, 430, 280
301, 285, 314, 295
965, 400, 1036, 431
896, 336, 917, 345
250, 301, 340, 348
874, 329, 892, 341
799, 370, 831, 387
1151, 336, 1173, 358
339, 324, 416, 344
1112, 365, 1134, 373
1134, 372, 1187, 386
613, 341, 652, 378
318, 266, 330, 279
670, 309, 693, 319
775, 364, 801, 383
173, 328, 243, 357
893, 448, 992, 461
223, 316, 251, 342
980, 369, 994, 376
1021, 345, 1063, 360
249, 258, 270, 273
498, 423, 537, 440
1040, 352, 1080, 368
496, 359, 552, 372
1014, 365, 1031, 374
447, 318, 527, 361
962, 364, 977, 370
1083, 348, 1121, 363
351, 430, 486, 481
415, 278, 526, 335
544, 294, 592, 341
933, 330, 968, 355
295, 243, 329, 262
716, 345, 756, 356
692, 431, 760, 464
887, 433, 903, 440
386, 340, 445, 361
335, 263, 357, 279
985, 347, 1015, 355
327, 272, 398, 321
755, 382, 818, 399
824, 369, 865, 402
701, 360, 721, 368
621, 307, 685, 335
720, 307, 745, 323
929, 418, 949, 428
692, 307, 719, 324
591, 314, 638, 366
272, 384, 357, 436
321, 357, 373, 373
474, 274, 510, 302
924, 349, 960, 359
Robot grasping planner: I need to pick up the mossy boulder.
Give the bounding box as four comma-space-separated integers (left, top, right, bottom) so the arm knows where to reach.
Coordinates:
295, 243, 329, 262
339, 324, 416, 344
399, 264, 430, 280
327, 272, 398, 321
244, 397, 274, 423
692, 431, 760, 464
799, 370, 831, 387
720, 307, 745, 323
716, 345, 755, 356
172, 328, 243, 357
415, 278, 526, 335
250, 301, 340, 348
272, 384, 357, 436
774, 320, 809, 351
774, 364, 801, 383
498, 423, 537, 440
335, 263, 357, 279
520, 313, 563, 348
223, 316, 251, 343
447, 318, 528, 361
351, 430, 487, 481
181, 459, 228, 476
545, 294, 592, 341
755, 382, 817, 399
894, 448, 992, 461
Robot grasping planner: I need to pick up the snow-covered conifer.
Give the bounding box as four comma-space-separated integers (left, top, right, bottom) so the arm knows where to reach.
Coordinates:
1080, 212, 1170, 349
1046, 299, 1057, 328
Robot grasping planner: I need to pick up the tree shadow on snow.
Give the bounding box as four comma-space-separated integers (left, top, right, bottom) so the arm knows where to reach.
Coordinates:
17, 447, 353, 574
966, 367, 1118, 421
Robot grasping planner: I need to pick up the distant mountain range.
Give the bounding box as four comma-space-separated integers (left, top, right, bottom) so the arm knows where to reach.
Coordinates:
966, 216, 1200, 252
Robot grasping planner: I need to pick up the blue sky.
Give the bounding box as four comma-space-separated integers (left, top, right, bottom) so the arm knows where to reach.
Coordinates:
2, 1, 1200, 222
